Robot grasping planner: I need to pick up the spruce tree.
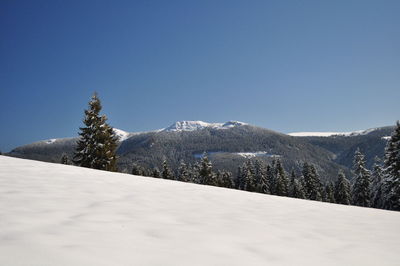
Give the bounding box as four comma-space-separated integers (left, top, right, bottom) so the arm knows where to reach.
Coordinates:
177, 161, 190, 182
161, 160, 174, 180
199, 153, 215, 185
371, 156, 384, 208
288, 170, 297, 198
266, 164, 275, 195
274, 159, 288, 196
60, 153, 70, 165
152, 167, 161, 178
293, 178, 306, 199
243, 160, 256, 191
383, 121, 400, 210
73, 93, 118, 171
254, 160, 269, 194
303, 163, 322, 201
324, 182, 335, 203
352, 148, 372, 207
335, 170, 351, 205
216, 170, 234, 188
131, 163, 144, 176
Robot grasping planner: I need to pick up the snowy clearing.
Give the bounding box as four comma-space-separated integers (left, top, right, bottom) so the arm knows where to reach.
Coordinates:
0, 156, 399, 266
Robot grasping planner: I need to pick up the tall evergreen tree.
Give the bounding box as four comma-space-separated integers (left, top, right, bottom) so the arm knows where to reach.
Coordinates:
199, 153, 216, 185
60, 153, 70, 165
73, 93, 118, 171
293, 177, 306, 199
335, 170, 351, 205
383, 121, 400, 210
131, 163, 144, 176
302, 163, 322, 201
161, 160, 174, 180
352, 148, 372, 207
216, 170, 234, 188
371, 156, 384, 208
254, 160, 269, 194
242, 160, 256, 191
274, 159, 288, 196
265, 164, 275, 195
324, 182, 336, 203
152, 167, 161, 178
177, 161, 190, 182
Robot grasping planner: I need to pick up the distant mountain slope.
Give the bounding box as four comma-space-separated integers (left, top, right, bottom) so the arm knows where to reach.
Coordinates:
7, 121, 395, 180
290, 126, 395, 169
1, 155, 399, 266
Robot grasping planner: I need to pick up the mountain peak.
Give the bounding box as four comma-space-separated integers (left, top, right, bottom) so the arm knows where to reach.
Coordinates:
163, 120, 247, 132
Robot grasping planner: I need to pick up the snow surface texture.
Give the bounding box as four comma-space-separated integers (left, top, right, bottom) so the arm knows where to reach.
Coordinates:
288, 128, 378, 137
1, 156, 400, 266
162, 120, 248, 132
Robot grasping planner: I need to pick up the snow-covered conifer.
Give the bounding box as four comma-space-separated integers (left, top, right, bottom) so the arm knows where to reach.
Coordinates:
352, 148, 372, 207
335, 170, 351, 205
371, 156, 384, 208
383, 121, 400, 210
161, 160, 174, 180
73, 93, 118, 171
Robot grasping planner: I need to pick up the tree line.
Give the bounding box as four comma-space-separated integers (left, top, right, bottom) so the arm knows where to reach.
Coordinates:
68, 93, 400, 211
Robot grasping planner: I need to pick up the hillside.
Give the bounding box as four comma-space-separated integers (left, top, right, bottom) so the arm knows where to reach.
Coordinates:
0, 155, 399, 265
7, 121, 395, 180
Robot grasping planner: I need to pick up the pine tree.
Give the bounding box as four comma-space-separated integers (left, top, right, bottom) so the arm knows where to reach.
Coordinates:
199, 153, 215, 185
266, 164, 275, 195
216, 170, 234, 188
60, 153, 70, 165
292, 177, 306, 199
383, 121, 400, 210
335, 170, 351, 205
352, 148, 372, 207
177, 161, 190, 182
303, 163, 322, 201
254, 160, 269, 194
242, 160, 256, 191
288, 170, 297, 198
324, 182, 335, 203
152, 167, 161, 178
235, 166, 244, 189
161, 160, 174, 180
274, 159, 288, 196
131, 163, 144, 176
371, 156, 384, 208
73, 93, 118, 171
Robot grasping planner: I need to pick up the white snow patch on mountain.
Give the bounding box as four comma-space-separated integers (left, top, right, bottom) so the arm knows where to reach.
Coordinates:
382, 136, 391, 140
1, 155, 399, 266
288, 128, 379, 137
45, 138, 57, 144
163, 120, 247, 132
236, 152, 281, 158
113, 128, 131, 142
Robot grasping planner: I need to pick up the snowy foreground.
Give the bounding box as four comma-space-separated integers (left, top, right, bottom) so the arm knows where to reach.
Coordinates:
1, 156, 400, 266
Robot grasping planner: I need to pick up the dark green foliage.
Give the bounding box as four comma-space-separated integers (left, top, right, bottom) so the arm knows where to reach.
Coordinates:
60, 153, 70, 165
177, 161, 190, 182
352, 148, 371, 207
73, 93, 118, 171
162, 160, 174, 180
131, 163, 146, 176
383, 121, 400, 211
254, 160, 269, 194
216, 170, 234, 188
324, 182, 336, 203
199, 154, 216, 185
303, 163, 322, 201
152, 167, 161, 178
274, 159, 288, 196
335, 170, 351, 205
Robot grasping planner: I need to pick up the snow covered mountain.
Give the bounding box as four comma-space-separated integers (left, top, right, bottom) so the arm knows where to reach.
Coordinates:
162, 120, 248, 132
1, 155, 399, 266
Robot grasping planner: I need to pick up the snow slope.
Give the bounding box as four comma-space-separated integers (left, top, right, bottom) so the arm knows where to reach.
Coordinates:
0, 156, 399, 266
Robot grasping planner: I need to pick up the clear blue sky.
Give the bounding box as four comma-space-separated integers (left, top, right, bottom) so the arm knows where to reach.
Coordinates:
1, 0, 399, 152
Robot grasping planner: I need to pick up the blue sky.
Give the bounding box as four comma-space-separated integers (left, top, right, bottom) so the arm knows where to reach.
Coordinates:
1, 0, 399, 152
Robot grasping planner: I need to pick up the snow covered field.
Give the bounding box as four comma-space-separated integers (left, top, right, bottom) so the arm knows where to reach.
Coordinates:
1, 156, 399, 266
